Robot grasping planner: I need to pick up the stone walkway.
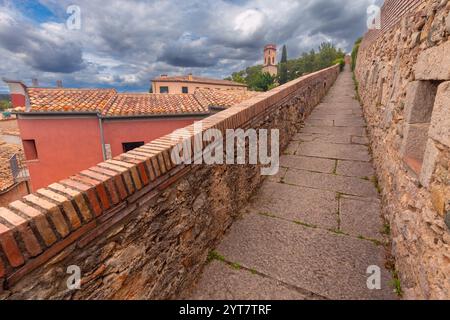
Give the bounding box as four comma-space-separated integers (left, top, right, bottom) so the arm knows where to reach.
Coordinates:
189, 67, 396, 300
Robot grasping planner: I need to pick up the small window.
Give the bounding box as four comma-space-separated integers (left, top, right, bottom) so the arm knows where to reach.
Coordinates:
122, 141, 144, 153
23, 139, 38, 160
160, 86, 169, 94
182, 87, 189, 94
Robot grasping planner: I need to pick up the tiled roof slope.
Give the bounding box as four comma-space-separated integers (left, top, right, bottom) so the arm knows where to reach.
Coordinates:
152, 75, 247, 87
194, 88, 260, 109
18, 87, 260, 117
105, 93, 206, 116
27, 88, 117, 113
0, 142, 23, 191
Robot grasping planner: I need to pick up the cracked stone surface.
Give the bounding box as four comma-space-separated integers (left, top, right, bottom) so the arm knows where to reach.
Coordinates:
336, 160, 374, 178
189, 261, 320, 300
189, 67, 397, 300
248, 182, 338, 229
280, 155, 335, 173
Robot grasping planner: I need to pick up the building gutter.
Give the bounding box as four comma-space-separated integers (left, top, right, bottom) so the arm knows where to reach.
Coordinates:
98, 112, 210, 121
14, 111, 211, 120
97, 115, 107, 161
14, 111, 98, 119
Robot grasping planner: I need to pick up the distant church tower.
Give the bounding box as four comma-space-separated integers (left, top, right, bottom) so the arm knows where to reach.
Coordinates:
262, 44, 278, 76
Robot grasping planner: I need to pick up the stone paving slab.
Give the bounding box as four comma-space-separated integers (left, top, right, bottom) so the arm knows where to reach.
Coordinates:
248, 182, 338, 229
351, 136, 370, 145
308, 119, 334, 127
297, 141, 371, 162
334, 118, 366, 127
189, 261, 315, 300
293, 133, 352, 144
284, 169, 379, 198
336, 160, 375, 178
214, 213, 395, 300
309, 114, 364, 122
280, 155, 335, 173
301, 125, 366, 136
340, 197, 384, 241
284, 141, 301, 155
190, 67, 395, 301
267, 167, 287, 183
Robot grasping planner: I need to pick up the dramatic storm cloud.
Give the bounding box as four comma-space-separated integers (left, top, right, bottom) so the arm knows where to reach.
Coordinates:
0, 0, 382, 92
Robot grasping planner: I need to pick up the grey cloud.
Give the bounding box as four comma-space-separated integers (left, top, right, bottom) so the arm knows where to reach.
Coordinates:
0, 9, 85, 73
0, 0, 378, 91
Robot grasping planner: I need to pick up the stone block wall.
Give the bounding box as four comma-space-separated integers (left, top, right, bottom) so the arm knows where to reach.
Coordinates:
0, 66, 339, 299
356, 0, 450, 299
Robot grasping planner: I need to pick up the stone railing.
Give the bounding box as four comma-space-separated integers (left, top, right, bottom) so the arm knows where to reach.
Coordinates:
0, 65, 339, 299
356, 0, 450, 299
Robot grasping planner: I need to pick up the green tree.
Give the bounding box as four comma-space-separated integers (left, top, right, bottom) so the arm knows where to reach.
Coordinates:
228, 42, 345, 91
281, 45, 287, 63
253, 72, 275, 92
351, 37, 362, 71
278, 45, 289, 85
0, 100, 11, 111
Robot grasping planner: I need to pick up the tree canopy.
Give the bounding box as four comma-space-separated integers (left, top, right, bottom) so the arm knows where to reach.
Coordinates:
226, 42, 345, 92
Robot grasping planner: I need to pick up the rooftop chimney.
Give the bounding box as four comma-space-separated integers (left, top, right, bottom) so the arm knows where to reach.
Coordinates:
32, 78, 39, 87
160, 74, 168, 78
56, 80, 63, 88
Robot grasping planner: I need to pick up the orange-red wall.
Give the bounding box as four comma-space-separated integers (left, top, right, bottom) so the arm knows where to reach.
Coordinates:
18, 117, 103, 190
103, 118, 197, 156
10, 94, 25, 107
17, 116, 200, 191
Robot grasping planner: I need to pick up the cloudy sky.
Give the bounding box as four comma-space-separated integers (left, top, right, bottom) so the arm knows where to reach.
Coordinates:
0, 0, 383, 93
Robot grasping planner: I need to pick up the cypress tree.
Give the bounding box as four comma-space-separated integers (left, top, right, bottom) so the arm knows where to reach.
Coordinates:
279, 45, 288, 84
281, 45, 287, 63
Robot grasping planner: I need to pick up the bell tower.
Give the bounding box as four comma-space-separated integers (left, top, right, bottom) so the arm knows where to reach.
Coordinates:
262, 44, 278, 76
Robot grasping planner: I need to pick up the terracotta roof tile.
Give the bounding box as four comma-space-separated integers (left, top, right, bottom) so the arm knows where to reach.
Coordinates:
194, 88, 260, 109
27, 88, 117, 113
104, 93, 206, 117
0, 142, 24, 191
22, 87, 260, 117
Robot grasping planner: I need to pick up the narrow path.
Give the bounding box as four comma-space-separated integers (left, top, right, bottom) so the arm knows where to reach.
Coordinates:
189, 67, 396, 300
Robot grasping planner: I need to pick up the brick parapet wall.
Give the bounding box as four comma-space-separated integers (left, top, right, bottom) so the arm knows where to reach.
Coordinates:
356, 0, 450, 299
0, 65, 339, 299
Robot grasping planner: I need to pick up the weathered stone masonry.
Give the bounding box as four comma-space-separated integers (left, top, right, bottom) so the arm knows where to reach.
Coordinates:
0, 66, 339, 299
356, 0, 450, 299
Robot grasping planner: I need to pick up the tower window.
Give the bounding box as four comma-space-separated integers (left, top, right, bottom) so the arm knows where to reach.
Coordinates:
160, 86, 169, 94
182, 87, 188, 94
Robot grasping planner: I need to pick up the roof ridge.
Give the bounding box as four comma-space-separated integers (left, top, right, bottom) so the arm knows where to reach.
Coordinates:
100, 90, 120, 115
28, 87, 116, 91
192, 88, 210, 110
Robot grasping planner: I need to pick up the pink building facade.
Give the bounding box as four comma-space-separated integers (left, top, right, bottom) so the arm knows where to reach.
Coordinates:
5, 80, 258, 191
